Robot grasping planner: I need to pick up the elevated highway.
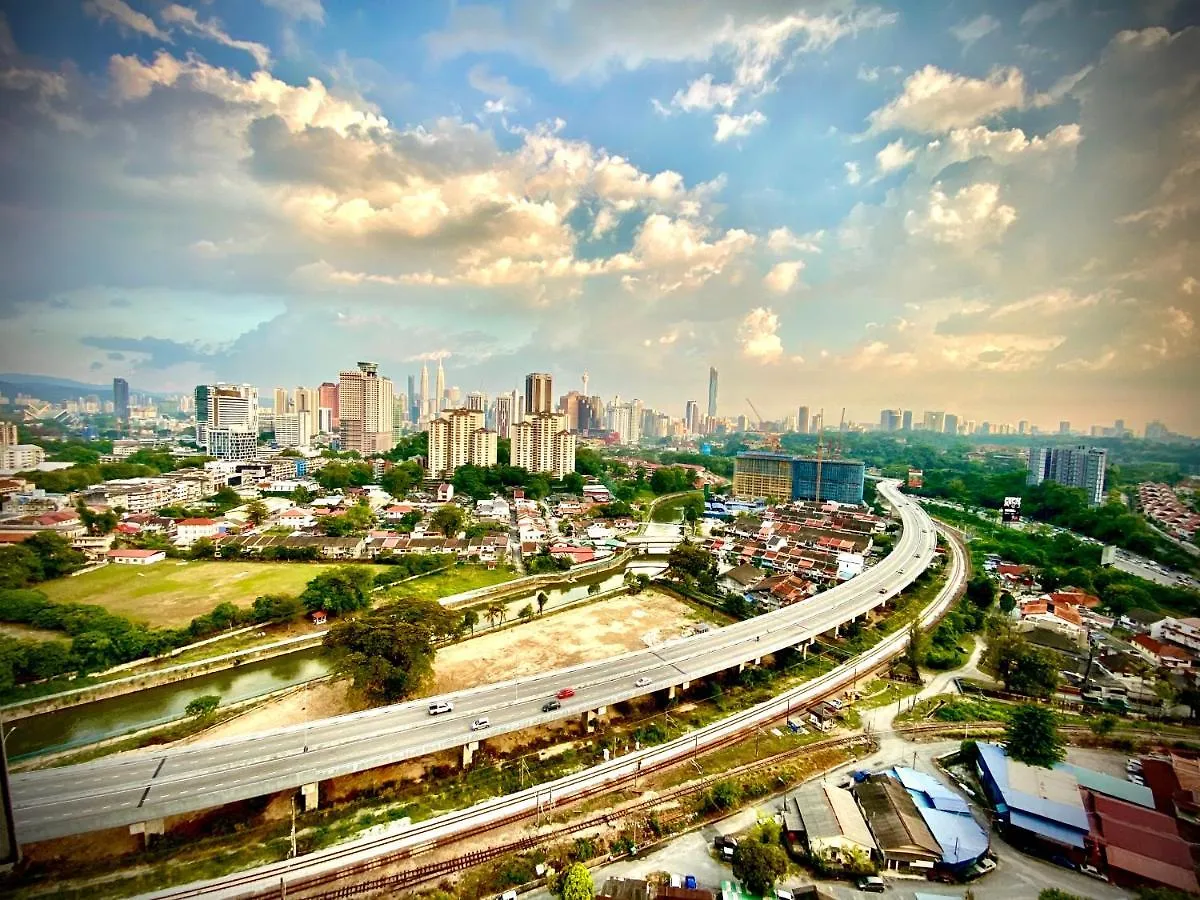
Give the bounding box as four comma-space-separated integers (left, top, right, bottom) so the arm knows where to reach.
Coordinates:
11, 481, 936, 845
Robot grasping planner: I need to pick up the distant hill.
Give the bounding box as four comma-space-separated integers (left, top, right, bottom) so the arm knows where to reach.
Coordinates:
0, 373, 171, 404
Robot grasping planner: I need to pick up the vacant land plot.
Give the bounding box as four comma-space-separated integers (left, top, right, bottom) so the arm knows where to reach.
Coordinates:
434, 588, 714, 692
37, 561, 389, 628
650, 491, 703, 523
0, 623, 63, 643
386, 565, 517, 602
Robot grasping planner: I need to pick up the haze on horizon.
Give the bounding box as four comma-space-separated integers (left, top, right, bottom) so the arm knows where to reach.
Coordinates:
0, 0, 1196, 434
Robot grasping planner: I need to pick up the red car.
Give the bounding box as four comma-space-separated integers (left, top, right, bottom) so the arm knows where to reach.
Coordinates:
556, 687, 575, 699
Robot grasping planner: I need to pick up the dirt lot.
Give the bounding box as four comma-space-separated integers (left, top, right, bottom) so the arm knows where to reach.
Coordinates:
0, 622, 62, 642
434, 588, 710, 693
174, 680, 367, 746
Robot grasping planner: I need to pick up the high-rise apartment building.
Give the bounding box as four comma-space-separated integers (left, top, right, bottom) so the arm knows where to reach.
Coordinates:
525, 372, 553, 415
685, 400, 700, 434
317, 382, 339, 430
273, 412, 310, 448
466, 391, 487, 412
901, 409, 913, 431
294, 386, 318, 438
495, 392, 516, 441
512, 412, 575, 477
427, 408, 496, 477
272, 387, 290, 413
606, 398, 642, 445
1018, 419, 1029, 435
113, 378, 129, 425
922, 411, 945, 433
1145, 420, 1169, 441
879, 409, 901, 432
407, 375, 417, 423
338, 362, 395, 455
797, 406, 809, 435
559, 391, 586, 432
195, 383, 259, 458
943, 414, 959, 436
1027, 445, 1107, 506
707, 367, 718, 419
1059, 421, 1070, 435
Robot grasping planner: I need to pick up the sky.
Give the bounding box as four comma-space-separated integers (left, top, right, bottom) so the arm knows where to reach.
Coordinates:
0, 0, 1197, 434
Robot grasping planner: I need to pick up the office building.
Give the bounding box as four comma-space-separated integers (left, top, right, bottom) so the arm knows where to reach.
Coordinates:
419, 363, 430, 418
943, 413, 959, 436
797, 406, 810, 435
1027, 445, 1107, 506
685, 400, 700, 434
113, 378, 130, 425
272, 412, 310, 448
1059, 420, 1070, 435
466, 391, 487, 412
559, 391, 587, 432
708, 367, 719, 419
733, 452, 865, 504
879, 409, 901, 432
195, 383, 259, 458
427, 408, 496, 477
434, 359, 446, 414
512, 412, 575, 477
525, 372, 553, 415
922, 411, 945, 433
338, 362, 395, 455
317, 382, 338, 430
1018, 419, 1029, 435
902, 409, 913, 431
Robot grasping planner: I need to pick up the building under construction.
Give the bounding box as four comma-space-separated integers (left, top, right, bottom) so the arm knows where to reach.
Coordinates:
732, 451, 865, 504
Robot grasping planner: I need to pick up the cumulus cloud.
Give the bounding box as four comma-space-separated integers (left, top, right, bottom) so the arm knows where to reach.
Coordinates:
766, 227, 822, 254
844, 161, 862, 185
904, 182, 1017, 247
714, 110, 767, 142
739, 307, 783, 362
876, 138, 916, 173
468, 64, 527, 108
764, 261, 804, 293
869, 65, 1027, 134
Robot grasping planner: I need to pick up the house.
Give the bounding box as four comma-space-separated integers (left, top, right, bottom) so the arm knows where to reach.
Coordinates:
279, 507, 316, 529
1083, 787, 1200, 893
786, 783, 878, 869
582, 483, 613, 502
436, 483, 454, 503
1119, 608, 1168, 633
175, 518, 219, 546
597, 877, 651, 900
107, 548, 166, 566
720, 564, 766, 594
1132, 634, 1193, 670
1155, 617, 1200, 654
1018, 598, 1085, 634
548, 543, 596, 566
310, 610, 327, 626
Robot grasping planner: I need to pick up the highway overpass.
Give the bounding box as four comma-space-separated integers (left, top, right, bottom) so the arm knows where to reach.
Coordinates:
11, 481, 937, 845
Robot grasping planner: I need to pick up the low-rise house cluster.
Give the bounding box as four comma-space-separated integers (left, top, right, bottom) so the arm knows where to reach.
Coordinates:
1139, 482, 1200, 541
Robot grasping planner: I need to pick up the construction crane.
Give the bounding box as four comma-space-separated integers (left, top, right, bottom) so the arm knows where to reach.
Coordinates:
745, 398, 781, 450
814, 407, 825, 504
835, 407, 846, 458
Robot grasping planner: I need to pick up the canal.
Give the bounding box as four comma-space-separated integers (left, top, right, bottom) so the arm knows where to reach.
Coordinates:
8, 554, 673, 760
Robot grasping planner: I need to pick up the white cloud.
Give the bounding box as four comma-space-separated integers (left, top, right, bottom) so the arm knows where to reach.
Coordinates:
1020, 0, 1070, 27
260, 0, 324, 24
714, 110, 767, 143
739, 307, 783, 362
764, 261, 804, 293
844, 161, 862, 185
869, 65, 1026, 134
766, 227, 822, 254
857, 65, 880, 83
83, 0, 170, 40
875, 138, 916, 173
924, 122, 1082, 172
160, 5, 272, 69
904, 182, 1017, 247
669, 73, 739, 112
468, 64, 527, 106
1182, 276, 1199, 295
951, 15, 1000, 48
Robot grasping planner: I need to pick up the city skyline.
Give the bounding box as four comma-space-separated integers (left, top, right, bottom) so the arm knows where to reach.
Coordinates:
0, 3, 1197, 431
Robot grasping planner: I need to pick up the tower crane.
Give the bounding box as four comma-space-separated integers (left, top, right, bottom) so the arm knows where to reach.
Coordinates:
745, 398, 781, 450
835, 407, 846, 457
815, 407, 825, 503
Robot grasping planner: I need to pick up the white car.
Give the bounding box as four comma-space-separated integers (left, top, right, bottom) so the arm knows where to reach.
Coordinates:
471, 717, 490, 731
428, 700, 454, 716
635, 677, 652, 688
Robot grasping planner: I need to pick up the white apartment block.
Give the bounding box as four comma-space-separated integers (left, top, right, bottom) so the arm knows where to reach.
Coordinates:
1154, 617, 1200, 654
606, 400, 642, 445
205, 426, 258, 460
339, 362, 395, 455
273, 412, 311, 448
0, 444, 46, 471
427, 408, 496, 476
512, 412, 575, 478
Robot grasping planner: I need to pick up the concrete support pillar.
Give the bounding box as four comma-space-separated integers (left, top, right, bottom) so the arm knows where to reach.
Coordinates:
130, 818, 165, 847
668, 684, 677, 701
832, 623, 841, 638
581, 707, 607, 734
301, 782, 320, 812
681, 681, 690, 691
801, 641, 809, 660
737, 662, 746, 674
753, 657, 762, 666
462, 741, 479, 768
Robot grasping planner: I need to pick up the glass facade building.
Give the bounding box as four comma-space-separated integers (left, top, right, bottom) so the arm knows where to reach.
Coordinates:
734, 452, 865, 504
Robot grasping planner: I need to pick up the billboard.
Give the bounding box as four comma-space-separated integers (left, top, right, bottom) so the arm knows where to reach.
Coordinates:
907, 468, 923, 488
1001, 496, 1022, 523
1101, 545, 1116, 566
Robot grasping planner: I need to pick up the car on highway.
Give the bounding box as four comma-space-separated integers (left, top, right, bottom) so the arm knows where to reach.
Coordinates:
634, 677, 652, 688
556, 687, 576, 699
428, 700, 454, 716
878, 587, 887, 593
470, 717, 490, 731
542, 699, 561, 712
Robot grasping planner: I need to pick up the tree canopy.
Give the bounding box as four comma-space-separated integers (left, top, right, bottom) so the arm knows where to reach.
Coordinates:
299, 565, 375, 615
731, 835, 788, 895
551, 862, 594, 900
1005, 703, 1065, 768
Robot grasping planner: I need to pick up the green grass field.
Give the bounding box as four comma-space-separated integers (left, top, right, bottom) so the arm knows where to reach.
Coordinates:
387, 565, 517, 602
38, 561, 390, 628
649, 491, 703, 523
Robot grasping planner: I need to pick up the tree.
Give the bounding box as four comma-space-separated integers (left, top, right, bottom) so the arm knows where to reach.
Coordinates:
999, 590, 1016, 614
518, 603, 535, 621
461, 608, 479, 635
903, 620, 925, 678
966, 575, 996, 610
986, 631, 1060, 698
190, 537, 216, 559
731, 839, 788, 896
586, 582, 601, 596
551, 862, 594, 900
23, 532, 87, 580
1005, 704, 1065, 768
667, 541, 716, 582
485, 603, 506, 628
430, 504, 465, 537
251, 593, 302, 623
299, 565, 375, 615
381, 461, 421, 500
536, 591, 548, 615
245, 500, 269, 527
290, 485, 315, 505
185, 694, 221, 718
1088, 714, 1118, 738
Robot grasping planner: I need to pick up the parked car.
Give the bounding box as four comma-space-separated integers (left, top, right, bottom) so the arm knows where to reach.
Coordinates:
634, 676, 652, 688
542, 699, 561, 712
775, 890, 794, 900
556, 687, 576, 699
428, 700, 454, 716
857, 875, 886, 893
1128, 773, 1145, 786
1080, 864, 1106, 880
471, 717, 490, 731
714, 835, 738, 860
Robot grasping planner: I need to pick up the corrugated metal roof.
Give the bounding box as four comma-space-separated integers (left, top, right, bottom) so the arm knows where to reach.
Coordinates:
825, 784, 878, 851
856, 777, 941, 858
1105, 846, 1200, 894
892, 767, 970, 815
1009, 810, 1086, 848
1061, 764, 1155, 808
977, 743, 1089, 832
887, 768, 987, 866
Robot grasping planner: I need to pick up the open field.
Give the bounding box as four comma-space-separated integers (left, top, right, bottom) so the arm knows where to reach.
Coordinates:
649, 491, 703, 523
386, 564, 517, 602
434, 588, 713, 693
0, 623, 64, 643
37, 561, 390, 628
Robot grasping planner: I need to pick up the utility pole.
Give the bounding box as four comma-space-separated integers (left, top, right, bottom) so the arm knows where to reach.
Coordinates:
289, 795, 297, 859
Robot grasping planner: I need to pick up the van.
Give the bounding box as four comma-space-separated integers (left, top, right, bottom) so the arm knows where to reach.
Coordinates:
471, 717, 490, 731
428, 700, 454, 716
498, 891, 517, 900
857, 875, 886, 893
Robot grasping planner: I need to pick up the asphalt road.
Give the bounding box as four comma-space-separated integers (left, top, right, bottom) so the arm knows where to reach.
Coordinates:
11, 481, 936, 844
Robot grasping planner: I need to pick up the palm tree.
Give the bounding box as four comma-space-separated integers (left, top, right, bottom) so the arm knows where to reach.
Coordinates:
536, 591, 549, 615
486, 603, 506, 628
462, 608, 479, 635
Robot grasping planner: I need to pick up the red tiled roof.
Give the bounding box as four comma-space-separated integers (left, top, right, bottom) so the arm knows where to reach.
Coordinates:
0, 533, 35, 543
177, 518, 216, 526
107, 548, 162, 558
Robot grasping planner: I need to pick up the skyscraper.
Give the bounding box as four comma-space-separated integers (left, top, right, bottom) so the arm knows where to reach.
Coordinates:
525, 372, 553, 415
112, 377, 129, 425
466, 391, 487, 411
943, 413, 959, 436
419, 363, 430, 418
318, 382, 339, 430
495, 392, 516, 442
338, 362, 395, 454
512, 412, 575, 477
707, 367, 718, 419
434, 358, 446, 413
1059, 420, 1071, 435
195, 383, 259, 459
1027, 445, 1107, 506
407, 375, 417, 422
272, 387, 290, 413
901, 410, 913, 431
582, 371, 589, 398
427, 408, 496, 477
685, 400, 700, 434
559, 391, 585, 431
797, 405, 809, 435
294, 386, 318, 438
879, 409, 901, 431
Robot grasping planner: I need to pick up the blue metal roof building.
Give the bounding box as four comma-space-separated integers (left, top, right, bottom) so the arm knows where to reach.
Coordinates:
975, 743, 1090, 851
887, 767, 990, 869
